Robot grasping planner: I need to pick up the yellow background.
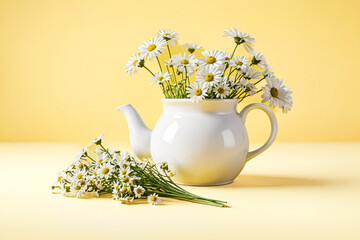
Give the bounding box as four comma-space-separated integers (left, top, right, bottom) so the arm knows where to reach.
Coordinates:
1, 0, 360, 143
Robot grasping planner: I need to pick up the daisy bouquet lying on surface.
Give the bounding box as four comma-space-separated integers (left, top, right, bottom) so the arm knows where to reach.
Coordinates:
126, 28, 293, 113
51, 134, 227, 207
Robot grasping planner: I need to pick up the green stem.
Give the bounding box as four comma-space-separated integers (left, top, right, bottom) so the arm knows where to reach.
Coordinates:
165, 81, 175, 98
167, 43, 172, 59
150, 190, 226, 207
143, 66, 154, 76
156, 56, 163, 72
230, 44, 239, 58
228, 68, 236, 78
160, 83, 169, 98
85, 155, 96, 162
99, 144, 112, 157
254, 76, 266, 85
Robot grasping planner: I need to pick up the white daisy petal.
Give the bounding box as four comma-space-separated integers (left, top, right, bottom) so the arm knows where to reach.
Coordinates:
186, 81, 208, 103
138, 36, 166, 60
261, 76, 293, 113
157, 29, 179, 47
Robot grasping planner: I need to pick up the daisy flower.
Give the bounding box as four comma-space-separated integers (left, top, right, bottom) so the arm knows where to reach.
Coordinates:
112, 192, 120, 201
223, 52, 232, 64
214, 82, 230, 99
262, 64, 274, 78
74, 159, 85, 170
239, 78, 258, 96
251, 52, 267, 69
120, 186, 130, 194
129, 177, 140, 186
182, 43, 202, 53
167, 169, 176, 177
71, 184, 86, 198
120, 196, 134, 204
139, 36, 166, 60
134, 185, 145, 198
223, 76, 240, 90
119, 167, 132, 178
229, 56, 248, 70
120, 176, 131, 185
151, 71, 171, 84
55, 171, 64, 185
96, 162, 113, 179
196, 65, 223, 87
73, 168, 86, 181
74, 148, 88, 160
165, 58, 177, 67
89, 133, 104, 147
157, 29, 179, 46
121, 151, 131, 161
112, 182, 121, 194
125, 54, 141, 75
159, 162, 169, 171
261, 76, 293, 113
223, 27, 255, 54
172, 52, 197, 73
94, 149, 105, 159
118, 160, 130, 170
186, 81, 208, 103
197, 50, 225, 69
94, 158, 104, 166
240, 64, 261, 80
148, 193, 161, 205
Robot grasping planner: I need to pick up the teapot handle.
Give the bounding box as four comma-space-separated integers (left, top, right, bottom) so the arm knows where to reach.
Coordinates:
238, 103, 278, 163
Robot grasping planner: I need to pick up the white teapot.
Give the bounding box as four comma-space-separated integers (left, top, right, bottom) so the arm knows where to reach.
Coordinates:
116, 99, 277, 186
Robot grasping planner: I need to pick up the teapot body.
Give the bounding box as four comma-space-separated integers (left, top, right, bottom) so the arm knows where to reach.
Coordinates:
151, 99, 249, 185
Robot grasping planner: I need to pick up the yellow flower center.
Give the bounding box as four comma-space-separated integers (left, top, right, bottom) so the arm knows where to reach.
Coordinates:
76, 173, 83, 179
136, 188, 142, 193
121, 170, 127, 175
93, 171, 97, 175
115, 186, 120, 191
57, 176, 61, 182
181, 59, 189, 65
270, 87, 279, 98
98, 159, 103, 165
194, 89, 202, 96
236, 61, 243, 66
205, 73, 214, 82
151, 196, 157, 202
75, 186, 81, 191
132, 60, 138, 66
102, 168, 109, 174
164, 33, 170, 36
147, 44, 156, 52
122, 177, 129, 183
78, 163, 83, 168
158, 76, 164, 81
206, 56, 216, 64
225, 57, 230, 61
218, 88, 224, 94
122, 187, 127, 192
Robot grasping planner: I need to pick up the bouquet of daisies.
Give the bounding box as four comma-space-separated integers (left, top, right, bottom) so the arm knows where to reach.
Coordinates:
125, 28, 293, 113
51, 134, 227, 207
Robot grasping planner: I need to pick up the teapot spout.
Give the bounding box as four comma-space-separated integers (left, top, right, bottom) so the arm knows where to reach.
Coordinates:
115, 104, 152, 159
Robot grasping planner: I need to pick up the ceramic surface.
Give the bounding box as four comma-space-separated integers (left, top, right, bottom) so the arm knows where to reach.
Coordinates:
116, 99, 277, 185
